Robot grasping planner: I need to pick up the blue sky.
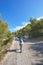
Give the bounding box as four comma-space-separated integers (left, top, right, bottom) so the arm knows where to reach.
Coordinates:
0, 0, 43, 32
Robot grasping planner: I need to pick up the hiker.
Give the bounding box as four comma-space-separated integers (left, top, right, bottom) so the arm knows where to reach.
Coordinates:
19, 36, 23, 53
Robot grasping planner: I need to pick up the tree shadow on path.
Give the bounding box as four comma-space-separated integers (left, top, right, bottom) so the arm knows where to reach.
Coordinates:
29, 43, 43, 65
5, 49, 20, 53
33, 63, 43, 65
30, 43, 43, 55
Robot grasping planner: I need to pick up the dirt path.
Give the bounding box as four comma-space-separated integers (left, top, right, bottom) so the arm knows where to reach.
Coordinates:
0, 40, 43, 65
0, 40, 17, 65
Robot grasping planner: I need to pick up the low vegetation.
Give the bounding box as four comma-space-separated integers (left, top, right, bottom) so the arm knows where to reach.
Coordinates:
0, 20, 13, 61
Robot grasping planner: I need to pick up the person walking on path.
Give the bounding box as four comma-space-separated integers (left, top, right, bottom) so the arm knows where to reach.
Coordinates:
19, 36, 24, 53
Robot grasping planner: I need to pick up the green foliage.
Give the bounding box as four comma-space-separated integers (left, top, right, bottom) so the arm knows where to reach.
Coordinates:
0, 20, 8, 41
0, 20, 8, 34
15, 18, 43, 38
0, 20, 12, 40
0, 19, 13, 61
0, 52, 4, 61
30, 18, 43, 37
6, 31, 12, 38
15, 24, 31, 37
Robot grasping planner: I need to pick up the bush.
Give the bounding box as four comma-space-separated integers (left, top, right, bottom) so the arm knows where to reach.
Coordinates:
0, 52, 4, 61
